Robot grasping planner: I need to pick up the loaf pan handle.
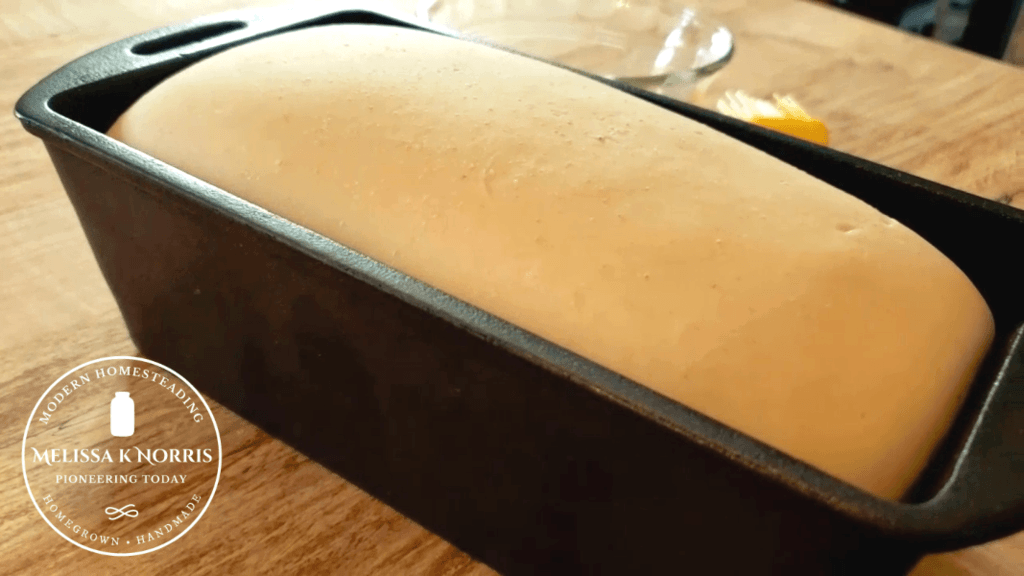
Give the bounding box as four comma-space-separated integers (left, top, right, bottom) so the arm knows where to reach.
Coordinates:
15, 3, 421, 139
917, 324, 1024, 548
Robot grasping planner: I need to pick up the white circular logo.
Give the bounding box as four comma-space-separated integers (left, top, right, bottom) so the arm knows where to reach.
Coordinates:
22, 356, 222, 555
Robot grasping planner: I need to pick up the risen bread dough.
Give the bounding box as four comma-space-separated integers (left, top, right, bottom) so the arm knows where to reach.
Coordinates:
108, 25, 994, 499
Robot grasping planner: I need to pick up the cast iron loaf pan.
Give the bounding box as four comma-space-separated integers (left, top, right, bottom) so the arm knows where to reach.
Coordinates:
15, 4, 1024, 575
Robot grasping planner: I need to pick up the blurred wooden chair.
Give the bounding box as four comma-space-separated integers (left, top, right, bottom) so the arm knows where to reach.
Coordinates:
825, 0, 1023, 63
956, 0, 1023, 61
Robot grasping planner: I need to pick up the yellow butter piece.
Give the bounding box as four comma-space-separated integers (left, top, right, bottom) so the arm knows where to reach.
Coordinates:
718, 91, 830, 145
749, 116, 830, 146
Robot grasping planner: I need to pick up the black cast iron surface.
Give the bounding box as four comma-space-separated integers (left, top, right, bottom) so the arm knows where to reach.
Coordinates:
15, 4, 1024, 574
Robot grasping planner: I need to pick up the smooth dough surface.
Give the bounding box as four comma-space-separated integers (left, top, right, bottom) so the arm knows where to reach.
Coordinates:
108, 25, 995, 499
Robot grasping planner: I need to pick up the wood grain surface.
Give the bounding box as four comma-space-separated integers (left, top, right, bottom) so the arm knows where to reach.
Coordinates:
1, 0, 1022, 574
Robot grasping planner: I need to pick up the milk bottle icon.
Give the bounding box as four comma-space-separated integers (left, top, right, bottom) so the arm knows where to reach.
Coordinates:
110, 392, 135, 437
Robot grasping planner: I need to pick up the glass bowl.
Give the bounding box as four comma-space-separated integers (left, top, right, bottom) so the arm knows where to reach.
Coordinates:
416, 0, 734, 101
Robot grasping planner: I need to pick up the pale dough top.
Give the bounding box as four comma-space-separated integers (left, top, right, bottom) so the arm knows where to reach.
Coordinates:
108, 24, 995, 500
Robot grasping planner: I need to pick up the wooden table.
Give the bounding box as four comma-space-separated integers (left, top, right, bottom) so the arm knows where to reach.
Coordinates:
1, 0, 1022, 573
